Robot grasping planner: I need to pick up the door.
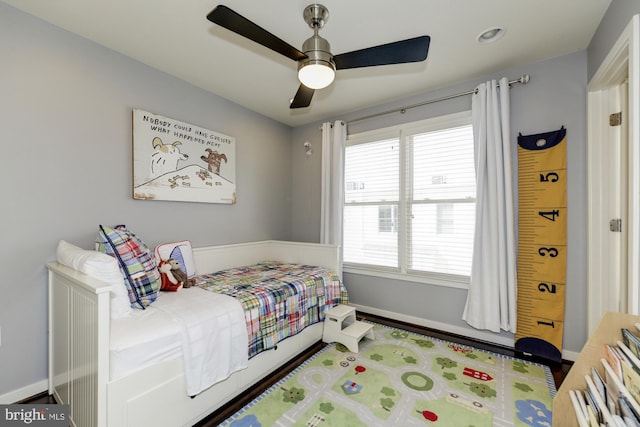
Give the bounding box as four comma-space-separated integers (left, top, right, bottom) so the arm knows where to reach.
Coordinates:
607, 82, 629, 314
587, 15, 639, 334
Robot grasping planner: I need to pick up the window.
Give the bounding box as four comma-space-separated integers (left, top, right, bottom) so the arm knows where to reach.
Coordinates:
343, 112, 475, 287
378, 205, 398, 233
436, 204, 454, 234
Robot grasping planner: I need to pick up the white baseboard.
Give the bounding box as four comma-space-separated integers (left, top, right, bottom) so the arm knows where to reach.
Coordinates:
0, 380, 48, 404
352, 304, 579, 362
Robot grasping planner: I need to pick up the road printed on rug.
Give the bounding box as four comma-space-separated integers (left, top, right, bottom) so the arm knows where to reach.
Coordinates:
222, 323, 555, 427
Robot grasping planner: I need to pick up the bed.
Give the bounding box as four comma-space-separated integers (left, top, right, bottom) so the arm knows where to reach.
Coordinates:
47, 239, 346, 427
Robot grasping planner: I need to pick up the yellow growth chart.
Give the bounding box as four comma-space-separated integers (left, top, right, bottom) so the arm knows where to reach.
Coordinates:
515, 127, 567, 362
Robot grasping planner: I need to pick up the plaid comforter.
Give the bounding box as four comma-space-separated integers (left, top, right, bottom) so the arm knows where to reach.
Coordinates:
195, 261, 349, 358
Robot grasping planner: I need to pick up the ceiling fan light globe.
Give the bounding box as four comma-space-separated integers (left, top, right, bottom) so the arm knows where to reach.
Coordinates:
298, 63, 335, 89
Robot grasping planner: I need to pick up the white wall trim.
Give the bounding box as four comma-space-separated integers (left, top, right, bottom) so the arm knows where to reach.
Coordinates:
353, 303, 579, 362
0, 379, 47, 404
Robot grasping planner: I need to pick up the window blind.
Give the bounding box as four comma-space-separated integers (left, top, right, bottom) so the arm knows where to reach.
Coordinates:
343, 113, 475, 284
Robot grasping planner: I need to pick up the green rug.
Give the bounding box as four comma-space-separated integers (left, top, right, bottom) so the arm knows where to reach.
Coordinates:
221, 322, 556, 426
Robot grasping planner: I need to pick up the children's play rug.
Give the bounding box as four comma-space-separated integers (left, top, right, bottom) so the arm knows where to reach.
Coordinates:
221, 322, 556, 426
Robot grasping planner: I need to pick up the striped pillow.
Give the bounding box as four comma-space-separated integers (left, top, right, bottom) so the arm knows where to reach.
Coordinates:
154, 240, 197, 278
96, 225, 160, 309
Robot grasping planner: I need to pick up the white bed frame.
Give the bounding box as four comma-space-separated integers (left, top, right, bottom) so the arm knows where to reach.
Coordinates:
47, 240, 341, 427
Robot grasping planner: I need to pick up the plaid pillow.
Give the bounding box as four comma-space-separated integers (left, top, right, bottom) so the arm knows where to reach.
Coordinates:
96, 225, 160, 309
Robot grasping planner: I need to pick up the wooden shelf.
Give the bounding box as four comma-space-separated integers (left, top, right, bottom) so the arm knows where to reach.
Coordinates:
552, 311, 640, 427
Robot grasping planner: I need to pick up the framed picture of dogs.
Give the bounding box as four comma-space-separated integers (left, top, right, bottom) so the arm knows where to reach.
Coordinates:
132, 108, 236, 204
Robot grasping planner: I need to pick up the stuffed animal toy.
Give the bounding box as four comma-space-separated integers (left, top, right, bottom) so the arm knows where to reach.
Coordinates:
158, 259, 183, 292
169, 258, 196, 288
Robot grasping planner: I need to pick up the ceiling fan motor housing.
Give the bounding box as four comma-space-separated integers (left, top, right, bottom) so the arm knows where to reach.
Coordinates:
299, 34, 335, 72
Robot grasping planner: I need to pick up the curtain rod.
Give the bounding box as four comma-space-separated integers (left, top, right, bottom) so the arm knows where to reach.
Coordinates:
347, 74, 530, 125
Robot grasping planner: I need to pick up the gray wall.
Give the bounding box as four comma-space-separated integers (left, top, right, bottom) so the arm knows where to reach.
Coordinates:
0, 4, 293, 398
588, 0, 640, 80
292, 50, 589, 354
3, 0, 634, 401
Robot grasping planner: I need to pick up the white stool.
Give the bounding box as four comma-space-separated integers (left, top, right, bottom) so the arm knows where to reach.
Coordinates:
323, 305, 374, 353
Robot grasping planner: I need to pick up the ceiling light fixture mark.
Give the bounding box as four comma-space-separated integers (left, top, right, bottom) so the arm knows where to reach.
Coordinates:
477, 27, 505, 44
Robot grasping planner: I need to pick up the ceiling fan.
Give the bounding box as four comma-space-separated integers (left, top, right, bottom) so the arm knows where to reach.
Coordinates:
206, 4, 431, 109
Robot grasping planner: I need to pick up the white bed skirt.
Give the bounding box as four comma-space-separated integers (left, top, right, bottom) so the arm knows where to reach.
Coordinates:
47, 240, 340, 427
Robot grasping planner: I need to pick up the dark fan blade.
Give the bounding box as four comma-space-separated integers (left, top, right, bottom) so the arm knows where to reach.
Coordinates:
334, 35, 430, 70
290, 84, 315, 109
207, 5, 307, 62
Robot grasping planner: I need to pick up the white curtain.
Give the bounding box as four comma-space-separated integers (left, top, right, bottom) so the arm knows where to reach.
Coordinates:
462, 77, 517, 333
320, 121, 347, 247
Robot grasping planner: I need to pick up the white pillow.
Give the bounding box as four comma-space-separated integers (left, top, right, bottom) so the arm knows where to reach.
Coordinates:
56, 240, 132, 319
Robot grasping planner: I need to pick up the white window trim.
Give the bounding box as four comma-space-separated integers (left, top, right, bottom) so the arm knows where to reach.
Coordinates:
345, 110, 473, 289
343, 265, 470, 289
347, 112, 472, 146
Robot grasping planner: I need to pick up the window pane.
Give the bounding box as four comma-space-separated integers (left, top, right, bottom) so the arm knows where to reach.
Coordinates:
409, 203, 475, 276
412, 125, 475, 201
345, 139, 399, 203
437, 204, 454, 234
344, 205, 398, 267
378, 205, 398, 233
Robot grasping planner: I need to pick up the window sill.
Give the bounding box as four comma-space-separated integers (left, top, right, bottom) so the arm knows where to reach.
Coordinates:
342, 265, 470, 290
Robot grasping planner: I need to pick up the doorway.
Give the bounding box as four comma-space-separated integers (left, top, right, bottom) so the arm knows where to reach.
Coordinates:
587, 15, 639, 334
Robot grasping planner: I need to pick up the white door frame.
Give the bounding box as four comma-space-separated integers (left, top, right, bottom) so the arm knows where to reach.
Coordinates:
587, 14, 640, 334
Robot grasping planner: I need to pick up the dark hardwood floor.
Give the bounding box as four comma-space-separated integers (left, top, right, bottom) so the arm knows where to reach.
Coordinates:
22, 312, 572, 426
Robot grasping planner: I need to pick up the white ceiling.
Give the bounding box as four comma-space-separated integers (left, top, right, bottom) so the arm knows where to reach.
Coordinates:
3, 0, 611, 127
